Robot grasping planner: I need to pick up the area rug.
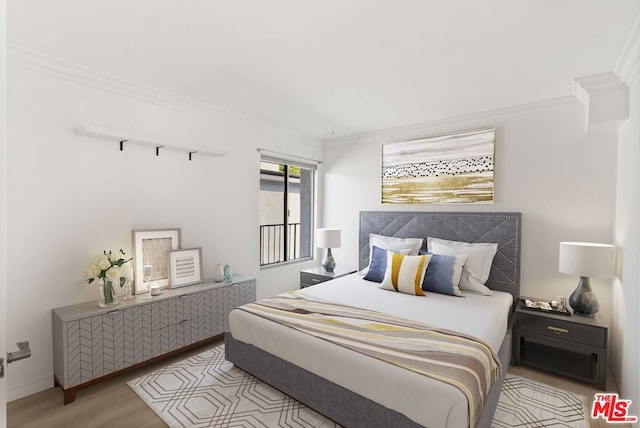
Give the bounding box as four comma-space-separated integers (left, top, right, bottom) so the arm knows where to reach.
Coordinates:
129, 346, 588, 428
493, 374, 589, 428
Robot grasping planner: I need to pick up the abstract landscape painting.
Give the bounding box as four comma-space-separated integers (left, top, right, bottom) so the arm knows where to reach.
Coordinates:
382, 128, 495, 204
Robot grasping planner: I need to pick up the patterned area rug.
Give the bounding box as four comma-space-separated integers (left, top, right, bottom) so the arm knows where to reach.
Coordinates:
494, 374, 588, 428
129, 346, 588, 428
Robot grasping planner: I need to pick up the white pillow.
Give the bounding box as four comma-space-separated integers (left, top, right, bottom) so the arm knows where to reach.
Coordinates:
427, 237, 498, 296
379, 251, 431, 296
360, 234, 424, 275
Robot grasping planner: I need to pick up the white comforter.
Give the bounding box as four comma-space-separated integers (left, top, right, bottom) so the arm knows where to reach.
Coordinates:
228, 273, 512, 428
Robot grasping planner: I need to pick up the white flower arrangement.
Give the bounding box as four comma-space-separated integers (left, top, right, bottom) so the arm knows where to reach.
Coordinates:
85, 249, 133, 287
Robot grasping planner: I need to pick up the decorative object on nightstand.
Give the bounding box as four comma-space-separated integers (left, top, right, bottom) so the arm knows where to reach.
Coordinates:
559, 241, 616, 316
316, 228, 341, 272
300, 266, 357, 288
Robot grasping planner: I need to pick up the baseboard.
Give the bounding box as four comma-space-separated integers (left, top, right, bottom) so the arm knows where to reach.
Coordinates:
7, 376, 53, 402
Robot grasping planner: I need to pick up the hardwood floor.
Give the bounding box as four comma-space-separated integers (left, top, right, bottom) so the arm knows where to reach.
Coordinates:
7, 339, 223, 428
508, 365, 629, 428
7, 338, 629, 427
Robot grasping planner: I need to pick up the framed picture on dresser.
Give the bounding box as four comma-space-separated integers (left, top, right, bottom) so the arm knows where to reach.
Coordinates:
132, 228, 181, 294
169, 247, 203, 288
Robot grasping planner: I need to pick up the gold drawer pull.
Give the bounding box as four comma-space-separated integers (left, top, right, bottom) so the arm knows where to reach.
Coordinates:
548, 326, 569, 334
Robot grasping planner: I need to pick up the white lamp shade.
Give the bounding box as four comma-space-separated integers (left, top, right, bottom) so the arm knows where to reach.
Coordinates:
559, 242, 616, 278
316, 228, 341, 249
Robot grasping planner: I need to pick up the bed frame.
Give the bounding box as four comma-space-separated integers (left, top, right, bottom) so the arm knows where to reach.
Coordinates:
226, 211, 522, 428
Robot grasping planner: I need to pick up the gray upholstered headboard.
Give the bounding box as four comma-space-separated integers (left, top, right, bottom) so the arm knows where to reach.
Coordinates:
359, 211, 522, 303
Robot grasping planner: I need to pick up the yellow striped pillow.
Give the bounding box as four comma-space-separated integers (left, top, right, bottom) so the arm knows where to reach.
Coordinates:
379, 251, 431, 296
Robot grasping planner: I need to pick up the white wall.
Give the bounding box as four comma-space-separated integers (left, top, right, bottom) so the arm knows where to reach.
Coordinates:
6, 53, 321, 400
612, 45, 640, 421
322, 99, 617, 324
0, 0, 8, 423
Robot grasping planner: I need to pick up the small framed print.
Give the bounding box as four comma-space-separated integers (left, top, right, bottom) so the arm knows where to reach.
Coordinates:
132, 228, 181, 294
169, 248, 203, 288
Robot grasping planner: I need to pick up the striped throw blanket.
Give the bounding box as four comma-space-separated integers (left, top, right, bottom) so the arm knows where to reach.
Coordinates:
238, 292, 501, 427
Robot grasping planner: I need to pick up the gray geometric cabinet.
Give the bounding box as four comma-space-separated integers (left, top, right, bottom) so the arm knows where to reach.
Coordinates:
52, 275, 256, 404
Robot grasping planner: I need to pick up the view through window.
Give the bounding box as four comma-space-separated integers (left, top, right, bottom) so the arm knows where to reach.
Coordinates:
259, 159, 315, 266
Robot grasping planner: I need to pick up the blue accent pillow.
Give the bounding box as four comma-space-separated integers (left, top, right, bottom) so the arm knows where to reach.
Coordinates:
363, 246, 389, 282
419, 252, 468, 296
364, 246, 412, 283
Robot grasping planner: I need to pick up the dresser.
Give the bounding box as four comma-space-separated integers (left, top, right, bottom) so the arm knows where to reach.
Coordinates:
52, 275, 256, 404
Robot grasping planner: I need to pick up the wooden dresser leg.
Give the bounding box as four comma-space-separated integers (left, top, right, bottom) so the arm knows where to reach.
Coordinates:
62, 387, 77, 405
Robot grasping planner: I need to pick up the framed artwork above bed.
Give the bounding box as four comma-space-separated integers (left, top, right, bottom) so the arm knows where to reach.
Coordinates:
381, 128, 495, 204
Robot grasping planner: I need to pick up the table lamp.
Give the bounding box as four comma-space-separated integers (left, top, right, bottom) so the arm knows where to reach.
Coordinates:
559, 241, 616, 316
317, 228, 341, 272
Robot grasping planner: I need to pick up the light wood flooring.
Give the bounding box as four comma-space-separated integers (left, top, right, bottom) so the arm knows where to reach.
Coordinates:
7, 338, 629, 428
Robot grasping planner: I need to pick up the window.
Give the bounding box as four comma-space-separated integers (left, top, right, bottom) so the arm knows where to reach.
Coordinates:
259, 155, 316, 266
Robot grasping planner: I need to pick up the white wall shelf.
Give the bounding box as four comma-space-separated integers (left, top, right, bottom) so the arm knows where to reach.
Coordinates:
76, 125, 228, 160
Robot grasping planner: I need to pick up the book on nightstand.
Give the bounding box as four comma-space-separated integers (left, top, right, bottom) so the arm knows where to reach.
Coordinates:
520, 298, 571, 316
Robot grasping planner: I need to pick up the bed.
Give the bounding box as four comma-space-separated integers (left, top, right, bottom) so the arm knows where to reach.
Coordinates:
226, 211, 522, 428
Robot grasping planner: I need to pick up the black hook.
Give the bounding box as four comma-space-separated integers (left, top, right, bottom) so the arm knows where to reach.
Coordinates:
119, 140, 127, 151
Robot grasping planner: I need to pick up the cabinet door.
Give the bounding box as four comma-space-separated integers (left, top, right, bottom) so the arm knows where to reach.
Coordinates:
189, 291, 212, 342
236, 280, 257, 306
157, 298, 177, 354
212, 285, 233, 333
123, 306, 144, 367
191, 290, 211, 319
77, 311, 125, 383
102, 310, 124, 374
142, 301, 162, 360
220, 280, 257, 332
64, 320, 82, 388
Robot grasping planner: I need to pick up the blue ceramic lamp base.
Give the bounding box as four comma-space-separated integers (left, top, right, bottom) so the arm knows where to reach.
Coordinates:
569, 276, 599, 316
322, 248, 336, 272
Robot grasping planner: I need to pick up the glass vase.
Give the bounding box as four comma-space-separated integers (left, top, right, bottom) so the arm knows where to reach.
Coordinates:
121, 280, 134, 301
223, 264, 233, 282
98, 278, 119, 308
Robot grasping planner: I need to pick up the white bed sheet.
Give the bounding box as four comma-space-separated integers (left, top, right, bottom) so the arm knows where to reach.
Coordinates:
301, 274, 512, 353
228, 273, 513, 428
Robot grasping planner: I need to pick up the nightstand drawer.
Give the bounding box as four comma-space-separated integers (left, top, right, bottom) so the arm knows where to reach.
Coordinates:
517, 313, 606, 348
300, 272, 331, 288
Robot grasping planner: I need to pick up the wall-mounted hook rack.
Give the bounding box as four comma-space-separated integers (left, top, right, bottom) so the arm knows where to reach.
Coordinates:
77, 125, 228, 160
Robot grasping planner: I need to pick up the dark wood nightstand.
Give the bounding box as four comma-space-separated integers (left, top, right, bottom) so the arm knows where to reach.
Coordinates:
300, 266, 357, 289
514, 300, 608, 390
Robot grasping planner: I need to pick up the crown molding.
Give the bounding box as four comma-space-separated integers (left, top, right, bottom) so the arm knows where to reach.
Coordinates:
7, 44, 235, 118
6, 44, 317, 143
573, 72, 628, 131
615, 14, 640, 86
324, 96, 577, 147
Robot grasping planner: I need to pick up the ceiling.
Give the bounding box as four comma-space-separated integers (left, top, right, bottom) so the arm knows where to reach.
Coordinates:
7, 1, 639, 139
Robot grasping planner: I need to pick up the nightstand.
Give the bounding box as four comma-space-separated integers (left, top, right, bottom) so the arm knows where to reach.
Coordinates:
514, 300, 608, 390
300, 266, 357, 289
